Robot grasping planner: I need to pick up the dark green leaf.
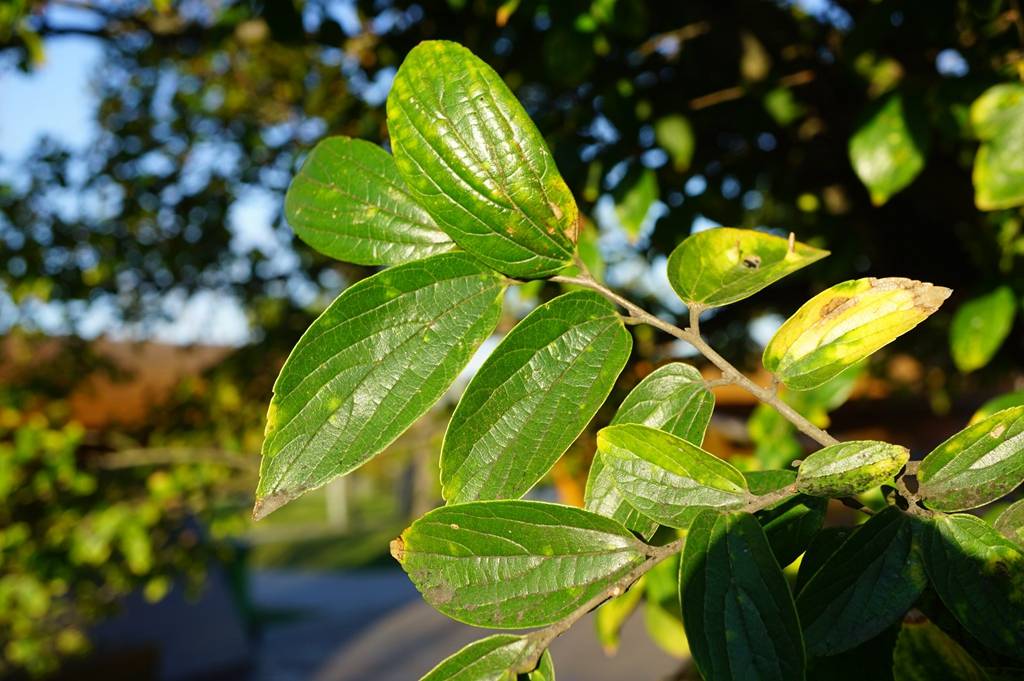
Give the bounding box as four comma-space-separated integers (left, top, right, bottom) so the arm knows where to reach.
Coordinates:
681, 510, 806, 681
920, 513, 1024, 659
950, 287, 1017, 373
995, 500, 1024, 547
918, 406, 1024, 512
849, 94, 928, 206
892, 613, 990, 681
796, 526, 855, 593
796, 440, 909, 497
796, 507, 927, 657
971, 83, 1024, 211
387, 40, 578, 278
597, 424, 752, 528
441, 290, 631, 503
284, 136, 454, 266
666, 227, 828, 308
393, 500, 646, 628
746, 470, 827, 568
420, 635, 554, 681
763, 277, 950, 390
807, 625, 899, 681
255, 253, 505, 518
585, 363, 714, 538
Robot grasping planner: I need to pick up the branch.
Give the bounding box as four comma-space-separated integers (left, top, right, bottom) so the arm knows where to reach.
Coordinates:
551, 273, 838, 447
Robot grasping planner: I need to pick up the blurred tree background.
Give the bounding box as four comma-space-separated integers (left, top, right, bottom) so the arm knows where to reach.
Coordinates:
1, 0, 1023, 676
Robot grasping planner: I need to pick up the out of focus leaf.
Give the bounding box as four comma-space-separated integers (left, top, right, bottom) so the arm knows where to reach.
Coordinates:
654, 115, 695, 171
595, 576, 645, 655
949, 287, 1016, 372
971, 83, 1024, 211
995, 500, 1024, 547
849, 94, 928, 206
892, 613, 989, 681
764, 277, 950, 390
971, 390, 1024, 425
613, 168, 658, 242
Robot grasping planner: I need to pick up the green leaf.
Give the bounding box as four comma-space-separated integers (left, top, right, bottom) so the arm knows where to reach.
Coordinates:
645, 600, 690, 659
892, 613, 989, 681
666, 227, 828, 308
613, 167, 658, 243
796, 526, 855, 593
920, 513, 1024, 659
597, 424, 752, 528
950, 287, 1017, 373
764, 277, 951, 390
255, 253, 505, 519
746, 470, 827, 568
284, 136, 454, 266
585, 363, 715, 538
387, 40, 578, 278
971, 83, 1024, 211
796, 507, 927, 657
655, 115, 696, 172
796, 440, 909, 497
918, 406, 1024, 512
420, 635, 554, 681
849, 94, 928, 206
441, 290, 632, 503
995, 500, 1024, 547
748, 403, 804, 469
971, 390, 1024, 425
681, 510, 806, 681
392, 500, 646, 628
594, 577, 645, 655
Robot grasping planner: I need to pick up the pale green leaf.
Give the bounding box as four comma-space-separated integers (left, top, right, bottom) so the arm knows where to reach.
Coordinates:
597, 423, 752, 529
420, 635, 554, 681
763, 277, 950, 390
971, 390, 1024, 425
918, 406, 1024, 512
441, 290, 631, 503
950, 286, 1017, 372
387, 40, 578, 278
645, 600, 690, 659
594, 576, 645, 655
892, 614, 990, 681
849, 94, 927, 206
667, 227, 828, 308
920, 513, 1024, 659
392, 500, 647, 628
795, 507, 927, 657
284, 136, 454, 266
613, 168, 658, 242
971, 83, 1024, 211
654, 115, 695, 172
796, 440, 909, 497
585, 362, 714, 539
681, 510, 806, 681
255, 253, 505, 518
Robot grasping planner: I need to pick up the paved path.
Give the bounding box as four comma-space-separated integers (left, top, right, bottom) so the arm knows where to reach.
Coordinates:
251, 569, 681, 681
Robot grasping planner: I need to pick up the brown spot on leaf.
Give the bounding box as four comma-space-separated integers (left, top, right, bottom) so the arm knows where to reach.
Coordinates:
427, 584, 454, 605
389, 536, 406, 563
820, 296, 852, 319
742, 254, 762, 269
549, 201, 564, 220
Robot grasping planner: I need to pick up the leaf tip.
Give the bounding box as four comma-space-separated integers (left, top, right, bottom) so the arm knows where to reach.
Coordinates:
251, 489, 295, 521
390, 535, 407, 563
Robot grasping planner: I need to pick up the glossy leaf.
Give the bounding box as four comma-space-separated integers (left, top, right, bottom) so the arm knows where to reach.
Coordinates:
597, 424, 752, 528
392, 500, 647, 629
950, 287, 1017, 373
796, 507, 928, 657
594, 577, 645, 655
667, 227, 828, 308
421, 635, 554, 681
255, 253, 505, 519
849, 94, 927, 206
971, 83, 1024, 211
746, 470, 828, 568
441, 290, 631, 503
892, 613, 989, 681
585, 363, 714, 538
995, 500, 1024, 547
387, 40, 578, 278
680, 510, 806, 681
763, 277, 950, 390
918, 406, 1024, 512
613, 168, 658, 243
284, 136, 454, 266
796, 440, 909, 497
655, 114, 695, 172
920, 513, 1024, 660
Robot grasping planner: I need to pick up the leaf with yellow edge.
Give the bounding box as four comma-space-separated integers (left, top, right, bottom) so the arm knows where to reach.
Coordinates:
763, 277, 950, 390
667, 227, 828, 308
